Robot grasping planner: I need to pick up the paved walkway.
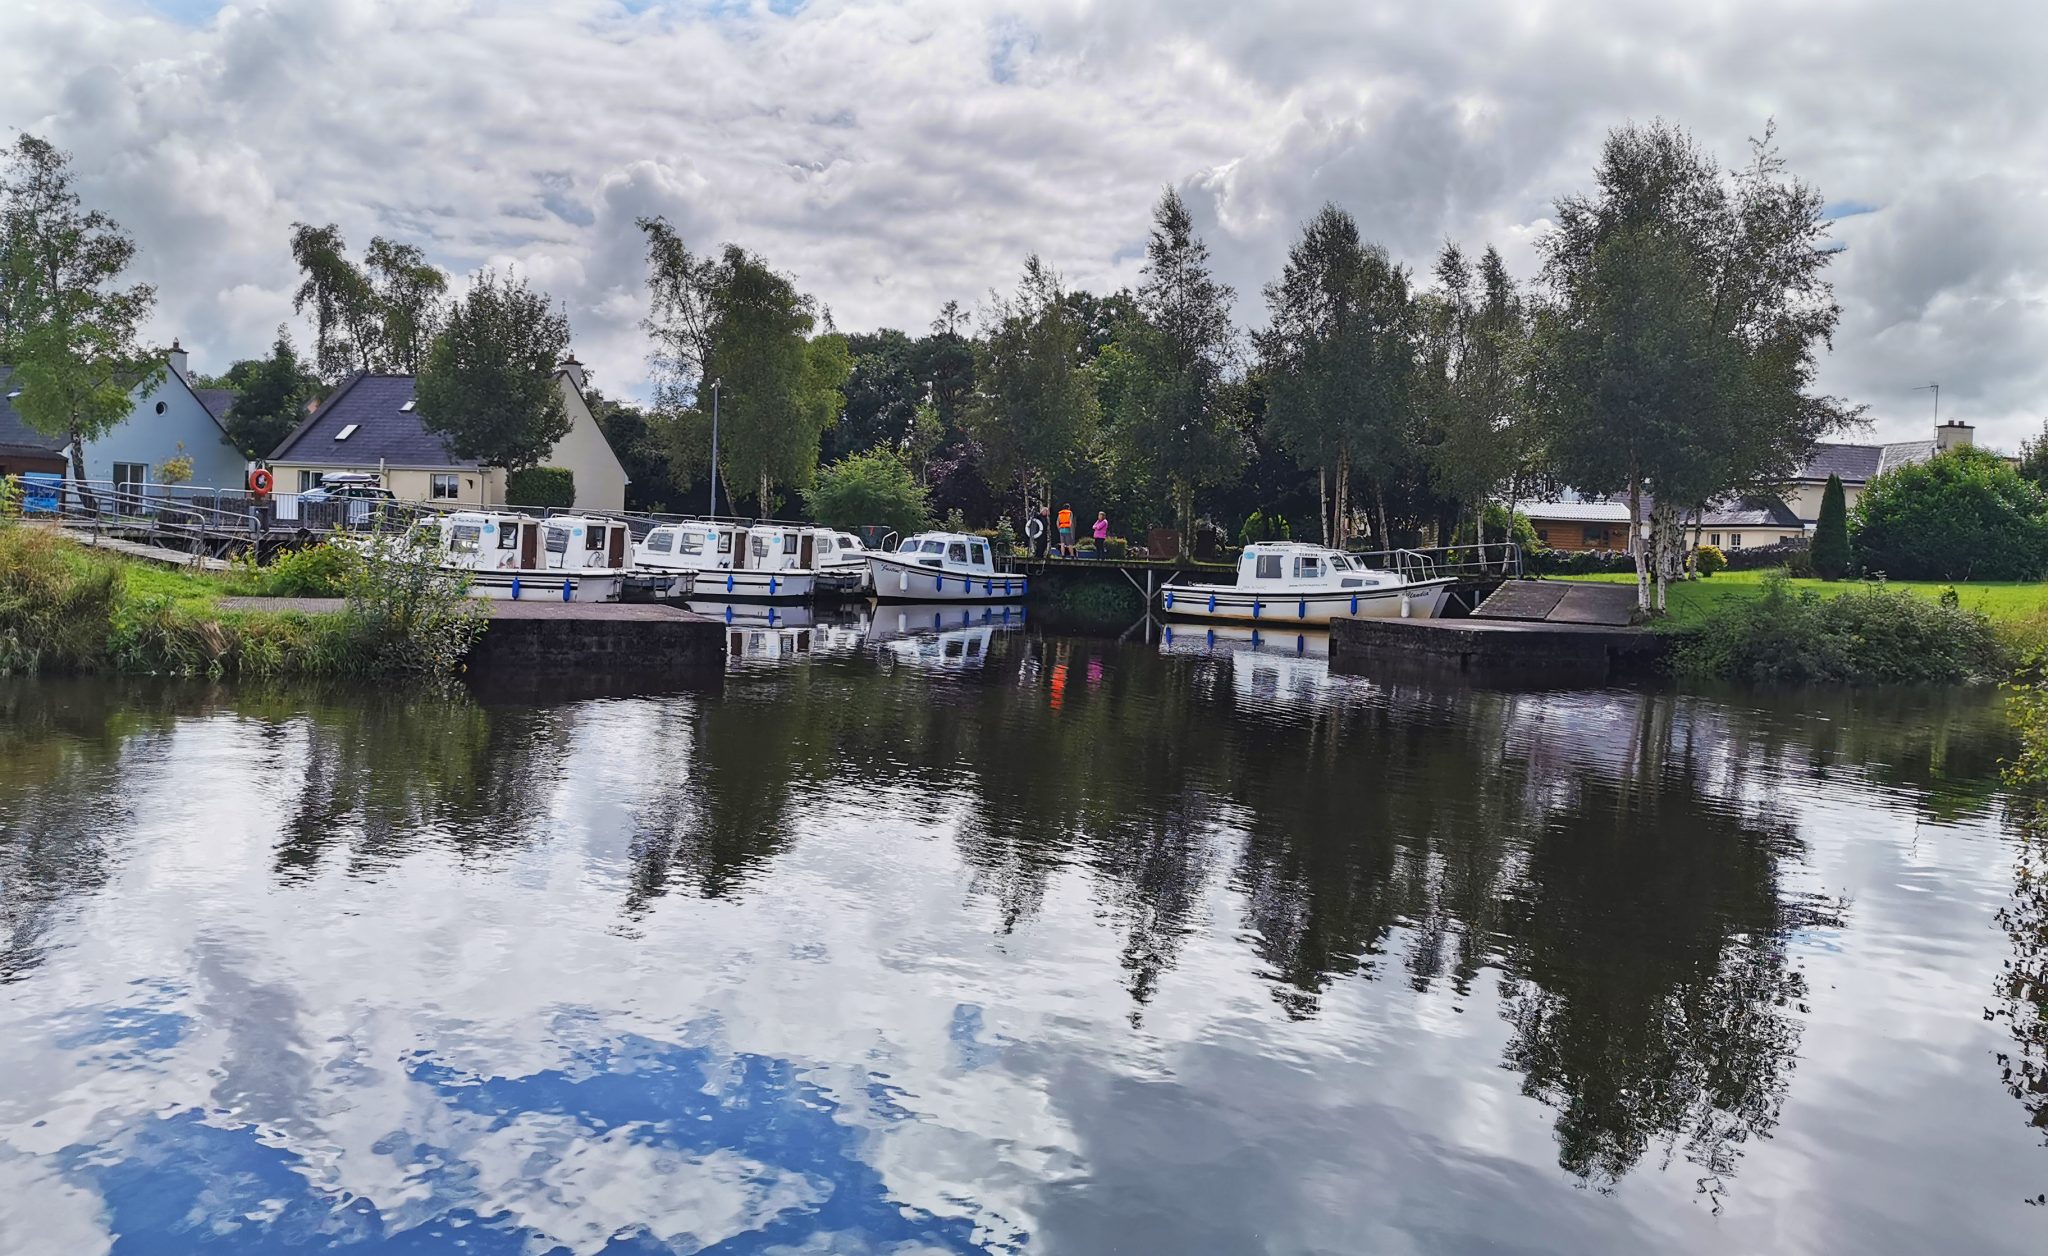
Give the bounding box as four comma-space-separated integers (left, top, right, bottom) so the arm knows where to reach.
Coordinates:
75, 533, 233, 571
218, 597, 715, 622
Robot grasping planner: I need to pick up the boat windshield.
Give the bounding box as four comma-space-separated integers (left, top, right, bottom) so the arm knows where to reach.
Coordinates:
448, 524, 481, 554
677, 532, 705, 555
545, 528, 569, 555
922, 540, 945, 554
644, 530, 673, 554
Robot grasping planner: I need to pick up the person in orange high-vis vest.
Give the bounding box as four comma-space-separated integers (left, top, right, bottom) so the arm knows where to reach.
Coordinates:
1056, 504, 1075, 557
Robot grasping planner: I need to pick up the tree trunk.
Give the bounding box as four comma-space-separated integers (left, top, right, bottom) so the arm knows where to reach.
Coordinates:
1628, 473, 1649, 613
1334, 452, 1347, 549
1176, 479, 1195, 559
1318, 465, 1329, 546
67, 419, 98, 514
759, 471, 772, 520
1375, 482, 1391, 557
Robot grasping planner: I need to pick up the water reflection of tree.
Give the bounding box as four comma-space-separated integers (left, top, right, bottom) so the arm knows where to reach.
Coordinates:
1993, 686, 2048, 1175
0, 681, 187, 980
268, 690, 566, 880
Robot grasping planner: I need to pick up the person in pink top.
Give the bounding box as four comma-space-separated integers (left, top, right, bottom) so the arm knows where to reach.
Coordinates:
1091, 511, 1109, 557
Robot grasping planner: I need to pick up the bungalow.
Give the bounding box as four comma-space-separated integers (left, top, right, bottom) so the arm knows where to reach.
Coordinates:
266, 359, 627, 511
1783, 420, 1971, 525
1517, 494, 1805, 554
2, 343, 246, 492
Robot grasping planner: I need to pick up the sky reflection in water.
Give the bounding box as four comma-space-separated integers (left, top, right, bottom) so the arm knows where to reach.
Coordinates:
0, 622, 2042, 1254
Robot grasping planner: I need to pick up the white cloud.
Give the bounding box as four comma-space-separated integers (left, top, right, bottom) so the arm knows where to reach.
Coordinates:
0, 0, 2040, 443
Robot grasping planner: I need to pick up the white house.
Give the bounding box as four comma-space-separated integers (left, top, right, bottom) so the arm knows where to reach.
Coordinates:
74, 341, 245, 492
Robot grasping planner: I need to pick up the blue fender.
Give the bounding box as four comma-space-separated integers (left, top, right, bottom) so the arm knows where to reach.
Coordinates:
511, 576, 521, 600
768, 575, 779, 595
1164, 590, 1174, 608
725, 573, 736, 593
1297, 599, 1307, 619
561, 579, 572, 602
1252, 599, 1262, 620
1350, 595, 1359, 614
1207, 595, 1217, 613
935, 574, 944, 593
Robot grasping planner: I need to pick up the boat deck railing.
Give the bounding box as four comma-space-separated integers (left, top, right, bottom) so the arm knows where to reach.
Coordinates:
1348, 542, 1523, 583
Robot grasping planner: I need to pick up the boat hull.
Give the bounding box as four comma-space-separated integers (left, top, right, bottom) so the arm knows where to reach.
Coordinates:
868, 554, 1027, 603
641, 567, 815, 602
456, 570, 628, 602
1159, 578, 1454, 625
815, 565, 870, 595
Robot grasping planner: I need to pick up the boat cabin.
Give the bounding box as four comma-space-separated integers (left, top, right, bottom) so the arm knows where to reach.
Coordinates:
637, 520, 816, 572
439, 511, 545, 570
541, 516, 633, 570
1235, 542, 1400, 590
892, 531, 996, 573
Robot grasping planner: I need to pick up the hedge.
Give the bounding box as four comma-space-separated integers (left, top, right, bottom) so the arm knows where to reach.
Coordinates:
506, 466, 575, 509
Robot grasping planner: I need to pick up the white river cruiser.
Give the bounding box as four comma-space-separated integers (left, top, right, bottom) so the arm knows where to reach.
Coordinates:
813, 529, 872, 594
434, 511, 687, 602
866, 531, 1027, 603
1159, 542, 1454, 626
634, 520, 818, 602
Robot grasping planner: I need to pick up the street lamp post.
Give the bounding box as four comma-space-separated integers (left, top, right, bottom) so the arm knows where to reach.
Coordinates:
706, 379, 721, 517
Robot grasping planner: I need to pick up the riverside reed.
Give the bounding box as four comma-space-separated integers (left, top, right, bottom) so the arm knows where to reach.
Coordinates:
0, 529, 482, 679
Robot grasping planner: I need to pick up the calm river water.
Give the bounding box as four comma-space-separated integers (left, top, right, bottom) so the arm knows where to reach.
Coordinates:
2, 612, 2045, 1254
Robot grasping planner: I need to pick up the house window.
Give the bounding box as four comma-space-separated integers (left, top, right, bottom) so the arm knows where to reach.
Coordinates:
1709, 533, 1721, 548
1535, 528, 1550, 545
111, 463, 148, 495
1583, 525, 1611, 549
1728, 534, 1743, 549
298, 470, 325, 493
430, 473, 460, 500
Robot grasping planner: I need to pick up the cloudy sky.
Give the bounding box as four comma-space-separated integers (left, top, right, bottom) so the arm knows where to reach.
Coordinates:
0, 0, 2040, 446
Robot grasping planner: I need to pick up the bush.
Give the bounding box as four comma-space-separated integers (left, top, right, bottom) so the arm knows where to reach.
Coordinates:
343, 530, 488, 677
1853, 447, 2048, 581
1694, 544, 1727, 576
227, 541, 360, 598
1721, 539, 1812, 574
1526, 547, 1637, 576
506, 466, 575, 509
0, 527, 122, 673
1674, 571, 2006, 685
804, 448, 930, 537
1240, 509, 1292, 545
1811, 473, 1851, 580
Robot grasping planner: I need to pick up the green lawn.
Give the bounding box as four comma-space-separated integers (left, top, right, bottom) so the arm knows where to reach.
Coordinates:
1559, 569, 2048, 627
58, 542, 232, 613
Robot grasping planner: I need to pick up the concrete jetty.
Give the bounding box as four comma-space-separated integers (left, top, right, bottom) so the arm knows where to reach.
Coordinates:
218, 598, 726, 677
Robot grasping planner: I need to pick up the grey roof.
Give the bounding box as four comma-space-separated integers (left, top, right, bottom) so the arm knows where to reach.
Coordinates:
193, 386, 237, 424
267, 373, 479, 468
0, 366, 68, 459
1696, 495, 1802, 529
1795, 440, 1938, 484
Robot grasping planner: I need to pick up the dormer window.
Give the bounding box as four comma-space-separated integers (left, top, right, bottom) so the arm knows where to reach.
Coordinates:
399, 400, 416, 412
335, 424, 359, 441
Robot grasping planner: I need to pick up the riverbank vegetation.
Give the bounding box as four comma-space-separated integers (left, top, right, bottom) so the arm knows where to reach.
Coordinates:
1669, 573, 2007, 686
0, 528, 479, 679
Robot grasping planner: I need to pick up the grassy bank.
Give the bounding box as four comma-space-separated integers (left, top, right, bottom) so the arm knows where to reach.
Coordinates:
0, 528, 480, 678
1560, 569, 2048, 627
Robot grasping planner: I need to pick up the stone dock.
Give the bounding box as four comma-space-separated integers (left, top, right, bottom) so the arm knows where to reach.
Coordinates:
219, 598, 726, 677
1328, 580, 1671, 685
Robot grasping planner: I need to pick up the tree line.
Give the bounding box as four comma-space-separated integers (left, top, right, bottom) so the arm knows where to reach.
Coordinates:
3, 119, 1851, 610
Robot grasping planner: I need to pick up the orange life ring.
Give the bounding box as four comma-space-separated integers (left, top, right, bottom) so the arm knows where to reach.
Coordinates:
248, 467, 274, 496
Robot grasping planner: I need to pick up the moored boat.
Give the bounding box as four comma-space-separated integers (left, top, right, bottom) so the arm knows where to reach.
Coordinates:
1159, 542, 1453, 625
813, 529, 872, 594
635, 519, 817, 602
433, 511, 685, 602
866, 531, 1027, 603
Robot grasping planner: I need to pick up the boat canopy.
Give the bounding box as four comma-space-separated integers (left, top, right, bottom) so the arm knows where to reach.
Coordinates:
892, 531, 995, 571
1234, 542, 1399, 589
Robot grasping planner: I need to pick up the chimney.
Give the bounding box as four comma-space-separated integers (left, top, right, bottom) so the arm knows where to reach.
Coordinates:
558, 354, 586, 391
1937, 419, 1974, 451
167, 339, 189, 383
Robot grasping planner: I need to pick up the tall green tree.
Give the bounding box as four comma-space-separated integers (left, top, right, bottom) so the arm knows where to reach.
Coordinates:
637, 220, 851, 516
222, 328, 319, 459
1422, 242, 1533, 552
804, 447, 930, 536
364, 237, 447, 374
966, 255, 1100, 516
1531, 120, 1850, 611
415, 270, 572, 485
290, 223, 380, 380
1108, 187, 1245, 552
0, 135, 160, 499
1810, 473, 1850, 580
1256, 204, 1419, 547
2017, 418, 2048, 491
290, 224, 449, 379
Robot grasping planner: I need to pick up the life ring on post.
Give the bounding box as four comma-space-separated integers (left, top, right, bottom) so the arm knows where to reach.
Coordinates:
247, 467, 274, 497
